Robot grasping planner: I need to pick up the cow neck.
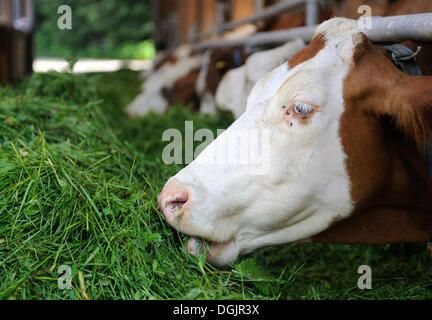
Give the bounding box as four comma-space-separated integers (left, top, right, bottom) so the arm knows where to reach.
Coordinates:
383, 43, 432, 257
312, 41, 432, 249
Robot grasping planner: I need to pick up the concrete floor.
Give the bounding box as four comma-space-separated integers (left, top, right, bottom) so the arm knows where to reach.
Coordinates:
33, 57, 153, 73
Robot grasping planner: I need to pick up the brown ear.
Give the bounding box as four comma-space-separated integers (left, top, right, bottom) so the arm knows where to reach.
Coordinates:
391, 75, 432, 150
348, 37, 432, 150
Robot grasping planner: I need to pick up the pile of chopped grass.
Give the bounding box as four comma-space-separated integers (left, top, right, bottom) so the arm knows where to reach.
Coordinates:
0, 70, 431, 300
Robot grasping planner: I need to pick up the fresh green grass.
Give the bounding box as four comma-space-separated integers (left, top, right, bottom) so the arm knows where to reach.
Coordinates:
0, 70, 431, 300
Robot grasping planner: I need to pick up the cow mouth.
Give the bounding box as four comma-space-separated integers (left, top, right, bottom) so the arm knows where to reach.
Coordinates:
157, 184, 238, 265
186, 237, 235, 265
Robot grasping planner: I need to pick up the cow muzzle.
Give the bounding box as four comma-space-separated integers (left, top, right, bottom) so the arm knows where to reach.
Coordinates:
158, 180, 190, 227
158, 179, 240, 266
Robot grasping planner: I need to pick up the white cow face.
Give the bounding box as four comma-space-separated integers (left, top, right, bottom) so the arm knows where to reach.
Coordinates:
159, 19, 364, 265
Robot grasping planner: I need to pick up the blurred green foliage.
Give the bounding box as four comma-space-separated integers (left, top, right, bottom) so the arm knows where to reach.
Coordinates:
35, 0, 155, 59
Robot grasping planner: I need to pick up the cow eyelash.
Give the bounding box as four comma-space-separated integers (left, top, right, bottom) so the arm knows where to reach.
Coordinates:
292, 101, 314, 115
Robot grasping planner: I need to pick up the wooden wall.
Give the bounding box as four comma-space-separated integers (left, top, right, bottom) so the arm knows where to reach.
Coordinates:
200, 0, 217, 37
153, 0, 264, 48
0, 0, 34, 84
0, 0, 13, 26
177, 0, 200, 43
231, 0, 255, 20
151, 0, 414, 50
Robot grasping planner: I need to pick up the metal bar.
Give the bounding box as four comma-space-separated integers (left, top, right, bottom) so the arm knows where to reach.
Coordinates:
364, 13, 432, 42
305, 0, 319, 26
13, 0, 21, 21
193, 13, 432, 52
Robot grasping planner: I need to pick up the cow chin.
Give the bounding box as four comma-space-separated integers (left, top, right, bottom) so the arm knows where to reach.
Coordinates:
187, 237, 240, 266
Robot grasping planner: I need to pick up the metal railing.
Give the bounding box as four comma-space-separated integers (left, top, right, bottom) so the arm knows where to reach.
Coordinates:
193, 13, 432, 52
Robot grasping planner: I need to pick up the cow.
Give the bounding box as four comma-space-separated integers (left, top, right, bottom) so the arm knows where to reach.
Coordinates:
158, 17, 432, 266
126, 26, 256, 116
196, 46, 250, 114
215, 39, 306, 118
125, 45, 203, 117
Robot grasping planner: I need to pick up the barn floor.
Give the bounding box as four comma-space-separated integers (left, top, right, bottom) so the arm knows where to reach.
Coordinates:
0, 70, 431, 300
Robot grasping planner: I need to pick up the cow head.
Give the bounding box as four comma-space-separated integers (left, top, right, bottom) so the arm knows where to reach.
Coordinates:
158, 18, 432, 266
205, 47, 248, 95
163, 68, 201, 111
125, 45, 202, 117
196, 47, 248, 114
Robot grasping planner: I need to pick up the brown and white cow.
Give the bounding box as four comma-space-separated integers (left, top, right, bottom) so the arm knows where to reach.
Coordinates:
158, 17, 432, 266
125, 45, 203, 116
196, 46, 250, 114
165, 27, 257, 113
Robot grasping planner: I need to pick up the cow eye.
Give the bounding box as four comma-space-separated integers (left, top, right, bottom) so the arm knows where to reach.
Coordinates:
293, 101, 314, 114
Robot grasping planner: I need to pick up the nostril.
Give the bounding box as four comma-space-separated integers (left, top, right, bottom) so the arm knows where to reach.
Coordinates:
167, 196, 188, 210
158, 180, 191, 221
161, 190, 189, 214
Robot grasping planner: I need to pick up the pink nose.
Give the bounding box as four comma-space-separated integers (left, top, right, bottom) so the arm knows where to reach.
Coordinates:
158, 180, 190, 225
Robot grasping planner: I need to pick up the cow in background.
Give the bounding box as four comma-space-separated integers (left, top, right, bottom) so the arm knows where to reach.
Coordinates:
195, 24, 260, 114
196, 46, 250, 114
125, 45, 203, 117
126, 24, 257, 117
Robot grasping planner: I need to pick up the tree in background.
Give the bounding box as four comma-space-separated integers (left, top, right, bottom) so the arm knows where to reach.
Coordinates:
36, 0, 155, 59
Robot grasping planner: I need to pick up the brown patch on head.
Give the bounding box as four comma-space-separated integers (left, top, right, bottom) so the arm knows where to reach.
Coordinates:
206, 47, 248, 95
164, 68, 201, 111
312, 33, 432, 245
288, 34, 326, 69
